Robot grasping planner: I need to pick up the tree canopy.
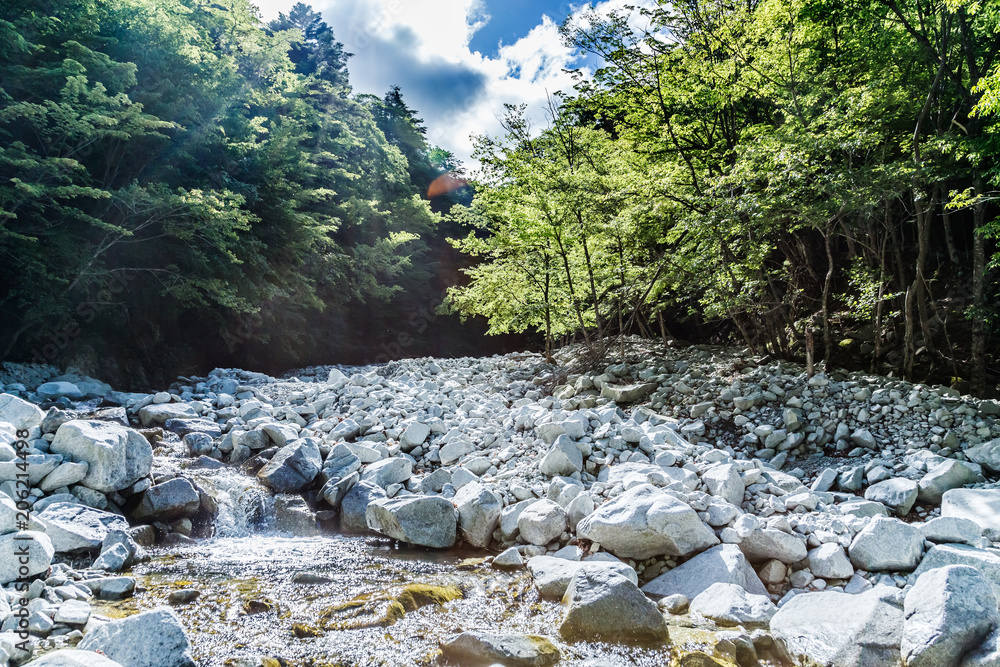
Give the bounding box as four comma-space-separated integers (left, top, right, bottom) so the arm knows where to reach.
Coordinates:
446, 0, 1000, 391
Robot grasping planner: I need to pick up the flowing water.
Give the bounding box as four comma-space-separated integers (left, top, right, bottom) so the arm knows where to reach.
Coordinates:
93, 465, 716, 667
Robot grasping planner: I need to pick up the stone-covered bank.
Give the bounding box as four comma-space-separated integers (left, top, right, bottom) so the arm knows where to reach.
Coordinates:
3, 341, 1000, 666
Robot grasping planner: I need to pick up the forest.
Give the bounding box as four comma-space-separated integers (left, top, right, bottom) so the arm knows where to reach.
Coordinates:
2, 0, 1000, 394
0, 0, 483, 387
446, 0, 1000, 395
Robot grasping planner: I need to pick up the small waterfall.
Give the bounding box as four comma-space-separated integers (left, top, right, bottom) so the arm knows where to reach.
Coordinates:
192, 469, 273, 537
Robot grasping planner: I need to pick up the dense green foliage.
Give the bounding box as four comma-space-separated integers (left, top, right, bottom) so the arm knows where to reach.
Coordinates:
446, 0, 1000, 392
0, 0, 480, 385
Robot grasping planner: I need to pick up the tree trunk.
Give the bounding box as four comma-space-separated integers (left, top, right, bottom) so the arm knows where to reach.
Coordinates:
971, 173, 986, 395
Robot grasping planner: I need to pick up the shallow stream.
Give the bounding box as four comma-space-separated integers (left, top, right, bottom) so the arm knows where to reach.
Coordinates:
90, 464, 727, 666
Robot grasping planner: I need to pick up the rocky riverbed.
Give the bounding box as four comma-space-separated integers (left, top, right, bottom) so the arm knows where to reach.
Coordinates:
3, 340, 1000, 666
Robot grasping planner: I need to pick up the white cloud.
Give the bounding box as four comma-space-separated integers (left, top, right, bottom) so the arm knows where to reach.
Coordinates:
252, 0, 653, 168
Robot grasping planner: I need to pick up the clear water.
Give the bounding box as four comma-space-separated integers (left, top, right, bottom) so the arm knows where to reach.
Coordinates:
94, 467, 721, 666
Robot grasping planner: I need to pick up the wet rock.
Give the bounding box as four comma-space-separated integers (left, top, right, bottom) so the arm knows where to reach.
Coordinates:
273, 494, 319, 536
168, 589, 201, 605
78, 607, 195, 667
257, 438, 322, 493
526, 555, 638, 600
849, 516, 924, 572
83, 576, 136, 601
689, 582, 776, 628
493, 547, 524, 569
165, 419, 222, 439
366, 495, 456, 548
92, 542, 130, 572
439, 632, 561, 667
642, 544, 767, 600
340, 481, 386, 533
132, 478, 201, 522
770, 586, 904, 667
942, 488, 1000, 541
0, 531, 53, 584
517, 499, 567, 547
320, 472, 358, 510
38, 502, 129, 552
453, 481, 502, 548
559, 568, 668, 642
576, 484, 719, 560
902, 565, 999, 667
49, 420, 152, 493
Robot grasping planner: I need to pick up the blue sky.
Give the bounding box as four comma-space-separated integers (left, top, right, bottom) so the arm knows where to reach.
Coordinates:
253, 0, 648, 167
467, 0, 575, 56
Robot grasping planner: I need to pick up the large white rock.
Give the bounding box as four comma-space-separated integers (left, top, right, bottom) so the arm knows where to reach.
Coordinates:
38, 502, 129, 553
453, 481, 501, 548
517, 499, 567, 546
919, 516, 983, 546
918, 460, 980, 504
0, 495, 46, 535
137, 403, 198, 427
526, 555, 638, 600
0, 393, 44, 430
49, 420, 152, 493
849, 516, 924, 572
965, 439, 1000, 473
559, 568, 668, 642
0, 531, 54, 584
359, 457, 412, 488
942, 488, 1000, 541
366, 495, 456, 548
689, 582, 776, 628
78, 607, 195, 667
399, 421, 431, 450
912, 544, 1000, 602
770, 585, 904, 667
902, 565, 999, 667
576, 484, 719, 560
702, 463, 745, 506
738, 528, 808, 564
538, 435, 583, 477
38, 461, 89, 492
864, 478, 918, 516
808, 543, 854, 580
21, 649, 124, 666
642, 544, 768, 600
256, 438, 322, 493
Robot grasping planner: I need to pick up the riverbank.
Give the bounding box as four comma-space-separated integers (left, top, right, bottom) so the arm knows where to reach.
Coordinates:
3, 340, 1000, 666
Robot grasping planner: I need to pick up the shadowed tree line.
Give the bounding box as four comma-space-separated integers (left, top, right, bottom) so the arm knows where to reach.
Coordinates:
0, 0, 504, 387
